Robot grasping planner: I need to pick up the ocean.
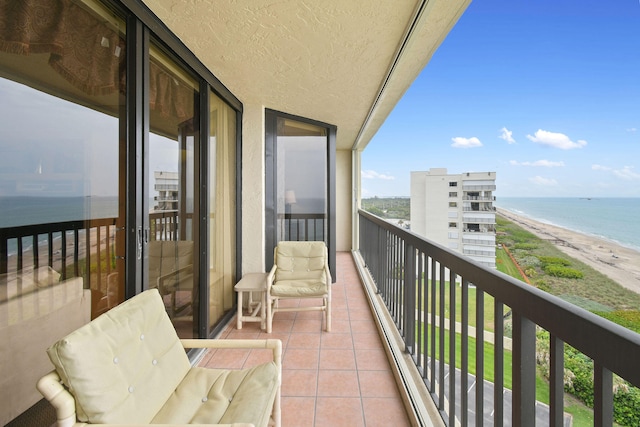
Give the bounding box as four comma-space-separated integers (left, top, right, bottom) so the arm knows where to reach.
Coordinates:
495, 197, 640, 252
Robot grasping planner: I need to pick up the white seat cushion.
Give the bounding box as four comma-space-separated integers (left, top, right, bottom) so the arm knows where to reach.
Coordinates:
46, 289, 191, 424
152, 363, 278, 427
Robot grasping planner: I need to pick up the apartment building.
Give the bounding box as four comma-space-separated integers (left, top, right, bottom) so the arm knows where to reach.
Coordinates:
411, 168, 497, 268
153, 171, 179, 211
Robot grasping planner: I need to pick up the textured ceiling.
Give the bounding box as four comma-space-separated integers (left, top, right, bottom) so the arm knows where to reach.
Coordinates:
142, 0, 469, 150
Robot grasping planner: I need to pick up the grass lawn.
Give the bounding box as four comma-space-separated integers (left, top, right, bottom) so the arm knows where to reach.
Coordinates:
425, 325, 512, 389
425, 327, 596, 426
420, 279, 511, 333
496, 245, 526, 281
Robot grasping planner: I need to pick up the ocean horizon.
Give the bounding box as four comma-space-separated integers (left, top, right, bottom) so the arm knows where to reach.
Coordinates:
496, 197, 640, 253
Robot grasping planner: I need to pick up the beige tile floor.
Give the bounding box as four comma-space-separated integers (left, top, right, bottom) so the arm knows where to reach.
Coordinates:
199, 252, 411, 427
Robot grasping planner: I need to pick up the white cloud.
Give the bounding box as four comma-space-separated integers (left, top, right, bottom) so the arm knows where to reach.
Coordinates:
627, 128, 637, 133
613, 166, 640, 180
526, 129, 587, 150
529, 176, 558, 186
451, 136, 483, 148
499, 127, 516, 144
592, 164, 640, 180
510, 160, 564, 167
361, 169, 395, 180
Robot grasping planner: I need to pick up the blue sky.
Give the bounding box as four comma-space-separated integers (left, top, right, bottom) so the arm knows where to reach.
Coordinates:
361, 0, 640, 198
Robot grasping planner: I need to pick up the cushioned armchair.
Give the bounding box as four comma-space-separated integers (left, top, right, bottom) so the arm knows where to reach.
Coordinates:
266, 241, 331, 333
37, 289, 281, 427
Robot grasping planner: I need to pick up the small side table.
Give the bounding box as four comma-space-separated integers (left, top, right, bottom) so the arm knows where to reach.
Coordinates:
234, 272, 268, 330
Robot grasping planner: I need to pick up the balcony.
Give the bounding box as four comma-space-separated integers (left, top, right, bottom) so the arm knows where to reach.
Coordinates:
206, 251, 412, 426
463, 195, 495, 201
463, 226, 496, 234
462, 185, 496, 191
5, 213, 640, 426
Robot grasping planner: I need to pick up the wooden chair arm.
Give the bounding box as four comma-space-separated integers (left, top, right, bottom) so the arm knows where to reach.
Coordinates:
37, 373, 256, 427
266, 265, 277, 292
180, 338, 282, 372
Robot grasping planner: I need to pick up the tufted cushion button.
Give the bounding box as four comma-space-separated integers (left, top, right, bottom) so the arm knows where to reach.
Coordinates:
140, 334, 145, 340
113, 357, 119, 364
152, 359, 158, 365
201, 397, 208, 403
128, 386, 134, 393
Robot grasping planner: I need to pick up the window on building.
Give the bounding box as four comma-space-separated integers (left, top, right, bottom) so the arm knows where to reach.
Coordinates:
449, 202, 457, 207
449, 192, 458, 197
449, 222, 458, 228
449, 182, 458, 187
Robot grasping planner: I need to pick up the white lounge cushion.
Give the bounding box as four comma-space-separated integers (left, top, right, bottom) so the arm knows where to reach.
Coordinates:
46, 289, 191, 424
152, 363, 278, 427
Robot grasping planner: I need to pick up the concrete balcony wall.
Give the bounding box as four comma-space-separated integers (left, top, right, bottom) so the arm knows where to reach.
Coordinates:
241, 104, 267, 274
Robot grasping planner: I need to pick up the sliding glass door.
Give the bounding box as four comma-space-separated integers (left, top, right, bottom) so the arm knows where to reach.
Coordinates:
146, 44, 200, 338
265, 110, 336, 280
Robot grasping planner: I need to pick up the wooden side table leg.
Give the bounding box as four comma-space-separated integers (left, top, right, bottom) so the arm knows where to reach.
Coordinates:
236, 290, 243, 329
260, 291, 266, 330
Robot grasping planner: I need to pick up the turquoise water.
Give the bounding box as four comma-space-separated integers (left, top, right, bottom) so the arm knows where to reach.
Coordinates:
496, 197, 640, 252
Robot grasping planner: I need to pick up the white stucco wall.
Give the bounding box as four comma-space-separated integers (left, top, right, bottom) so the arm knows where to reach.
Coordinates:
336, 149, 352, 251
241, 104, 266, 274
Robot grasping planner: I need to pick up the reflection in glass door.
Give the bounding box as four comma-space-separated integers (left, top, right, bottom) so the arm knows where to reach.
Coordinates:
276, 118, 327, 243
265, 111, 336, 280
207, 90, 237, 330
0, 0, 127, 320
147, 45, 199, 338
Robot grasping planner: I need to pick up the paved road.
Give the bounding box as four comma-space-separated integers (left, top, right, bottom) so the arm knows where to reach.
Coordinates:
431, 360, 572, 426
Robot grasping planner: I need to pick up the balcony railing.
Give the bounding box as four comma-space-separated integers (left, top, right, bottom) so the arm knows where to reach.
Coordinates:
462, 185, 496, 191
462, 216, 496, 224
463, 227, 495, 234
0, 218, 117, 280
357, 209, 640, 426
463, 196, 495, 201
278, 213, 326, 242
462, 238, 495, 246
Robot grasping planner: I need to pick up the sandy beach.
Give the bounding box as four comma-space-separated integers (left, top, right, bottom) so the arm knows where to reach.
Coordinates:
497, 208, 640, 295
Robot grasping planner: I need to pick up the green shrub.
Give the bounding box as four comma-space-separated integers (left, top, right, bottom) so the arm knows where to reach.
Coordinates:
538, 256, 572, 267
614, 386, 640, 426
518, 255, 541, 268
594, 310, 640, 334
536, 280, 551, 292
544, 264, 584, 279
515, 242, 537, 250
524, 267, 537, 278
547, 342, 640, 426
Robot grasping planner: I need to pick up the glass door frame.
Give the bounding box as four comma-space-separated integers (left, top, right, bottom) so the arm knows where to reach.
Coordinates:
118, 0, 245, 339
264, 109, 336, 281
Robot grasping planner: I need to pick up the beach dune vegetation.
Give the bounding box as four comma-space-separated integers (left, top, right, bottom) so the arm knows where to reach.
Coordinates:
496, 215, 640, 311
543, 264, 584, 279
538, 256, 572, 267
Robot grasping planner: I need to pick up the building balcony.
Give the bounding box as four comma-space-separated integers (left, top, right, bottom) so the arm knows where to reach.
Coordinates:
462, 185, 496, 191
462, 237, 496, 246
463, 226, 496, 234
463, 216, 496, 225
205, 251, 412, 426
4, 212, 640, 426
463, 195, 496, 201
463, 206, 496, 212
